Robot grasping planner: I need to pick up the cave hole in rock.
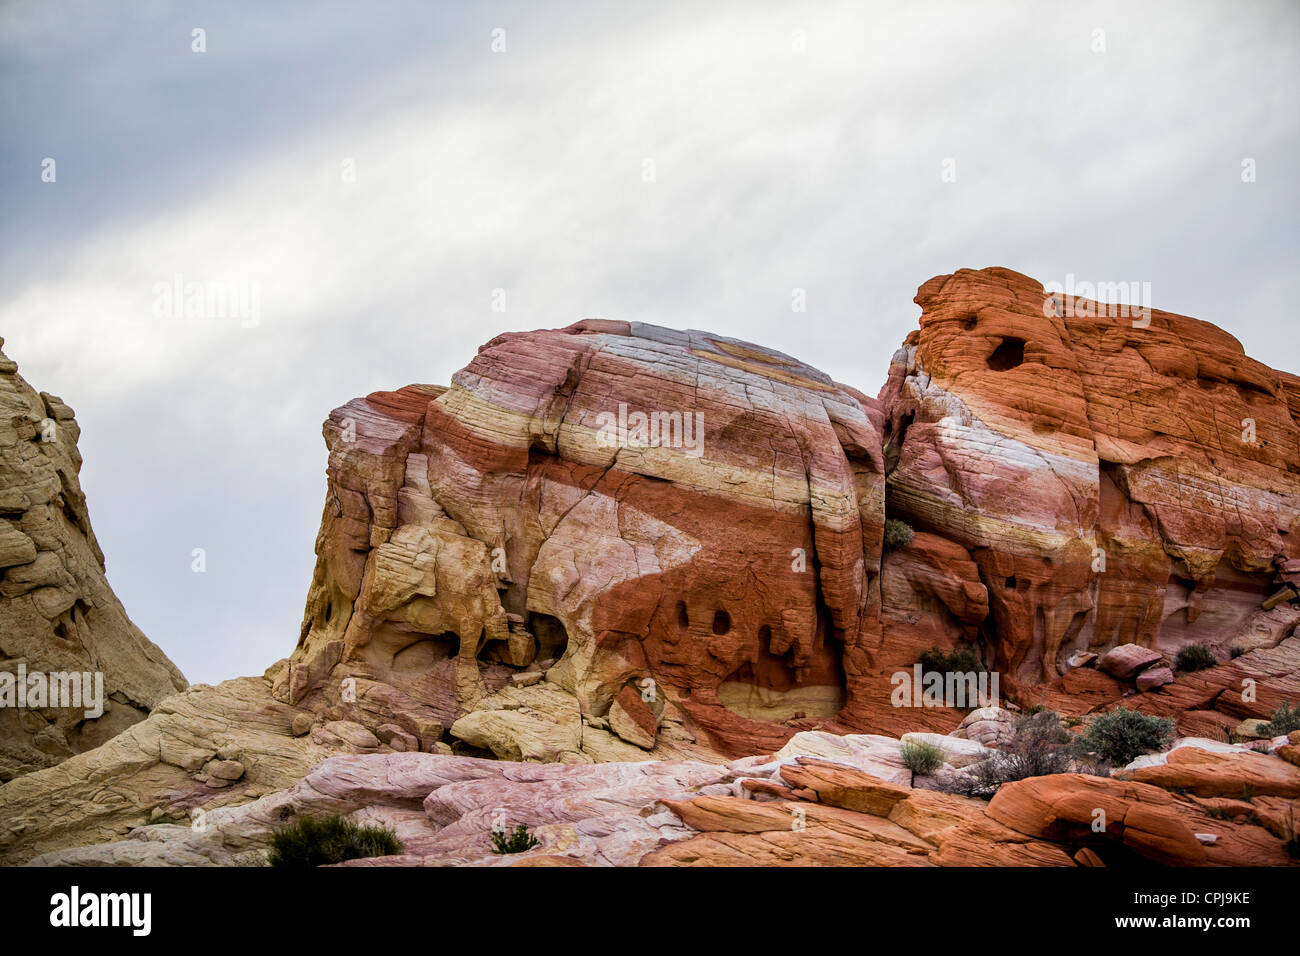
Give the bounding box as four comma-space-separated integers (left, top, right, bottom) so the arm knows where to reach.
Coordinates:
376, 626, 459, 675
986, 337, 1026, 371
529, 612, 570, 662
1005, 576, 1018, 590
676, 601, 689, 633
717, 621, 846, 722
712, 609, 731, 635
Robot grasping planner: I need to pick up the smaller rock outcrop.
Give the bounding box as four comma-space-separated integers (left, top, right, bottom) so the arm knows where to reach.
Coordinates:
0, 338, 186, 780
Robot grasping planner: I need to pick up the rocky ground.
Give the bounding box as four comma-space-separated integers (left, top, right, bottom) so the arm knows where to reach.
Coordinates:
24, 726, 1300, 867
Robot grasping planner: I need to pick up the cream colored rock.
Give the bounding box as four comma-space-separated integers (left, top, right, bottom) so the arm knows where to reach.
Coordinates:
0, 339, 186, 780
900, 732, 992, 768
774, 731, 912, 784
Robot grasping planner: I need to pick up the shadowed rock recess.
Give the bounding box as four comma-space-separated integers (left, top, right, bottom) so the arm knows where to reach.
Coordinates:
2, 267, 1298, 867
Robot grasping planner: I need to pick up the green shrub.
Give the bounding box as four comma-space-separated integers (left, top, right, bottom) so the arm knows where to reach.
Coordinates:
919, 644, 982, 674
1072, 707, 1175, 766
901, 740, 945, 775
491, 824, 541, 855
1174, 643, 1217, 672
1260, 700, 1300, 737
268, 814, 402, 867
883, 518, 914, 552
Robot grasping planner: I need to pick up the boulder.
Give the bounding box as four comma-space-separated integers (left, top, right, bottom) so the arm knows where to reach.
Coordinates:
1099, 644, 1164, 680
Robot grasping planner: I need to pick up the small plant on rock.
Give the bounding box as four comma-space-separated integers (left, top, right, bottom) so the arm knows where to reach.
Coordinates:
268, 814, 402, 867
1072, 707, 1175, 767
901, 740, 945, 775
1259, 700, 1300, 737
1174, 642, 1217, 672
883, 517, 914, 552
918, 644, 982, 674
491, 824, 541, 855
1230, 644, 1246, 659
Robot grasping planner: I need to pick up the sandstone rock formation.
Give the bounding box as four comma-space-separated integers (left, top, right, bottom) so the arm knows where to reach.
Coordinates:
2, 266, 1297, 867
0, 339, 186, 781
878, 267, 1300, 730
282, 321, 898, 759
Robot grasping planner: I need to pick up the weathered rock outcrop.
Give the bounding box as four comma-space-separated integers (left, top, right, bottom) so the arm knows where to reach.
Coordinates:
283, 322, 894, 758
0, 339, 186, 781
878, 267, 1300, 722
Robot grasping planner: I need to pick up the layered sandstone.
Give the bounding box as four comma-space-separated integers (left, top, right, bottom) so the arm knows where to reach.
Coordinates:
283, 321, 895, 759
0, 339, 186, 780
878, 268, 1300, 719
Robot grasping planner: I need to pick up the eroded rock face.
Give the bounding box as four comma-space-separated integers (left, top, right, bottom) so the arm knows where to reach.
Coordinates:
0, 339, 187, 780
284, 322, 891, 759
878, 268, 1300, 698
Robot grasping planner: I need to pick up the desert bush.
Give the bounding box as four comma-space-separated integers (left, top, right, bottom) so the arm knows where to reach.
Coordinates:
883, 518, 914, 552
938, 711, 1089, 799
268, 814, 402, 867
1230, 644, 1246, 659
1260, 700, 1300, 737
918, 644, 982, 674
1072, 707, 1175, 766
1174, 642, 1217, 672
491, 824, 541, 855
901, 740, 945, 775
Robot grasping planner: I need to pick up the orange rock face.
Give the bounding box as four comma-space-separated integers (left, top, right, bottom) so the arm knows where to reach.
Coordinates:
879, 267, 1300, 703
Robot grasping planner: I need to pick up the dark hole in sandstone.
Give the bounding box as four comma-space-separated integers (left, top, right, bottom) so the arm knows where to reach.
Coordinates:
986, 337, 1026, 371
1005, 576, 1018, 590
385, 629, 458, 674
712, 609, 732, 635
885, 411, 915, 474
676, 601, 689, 632
962, 316, 979, 331
529, 613, 569, 661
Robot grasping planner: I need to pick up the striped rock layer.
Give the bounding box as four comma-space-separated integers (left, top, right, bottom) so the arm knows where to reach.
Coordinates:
284, 321, 892, 756
880, 267, 1300, 692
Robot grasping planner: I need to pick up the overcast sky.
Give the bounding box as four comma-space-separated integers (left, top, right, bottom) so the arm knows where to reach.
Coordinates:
2, 0, 1297, 685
